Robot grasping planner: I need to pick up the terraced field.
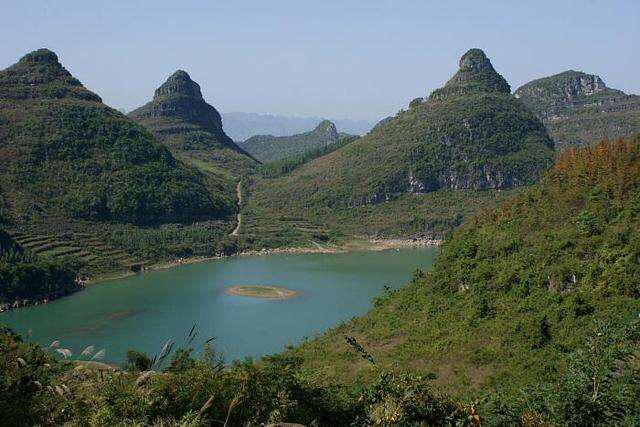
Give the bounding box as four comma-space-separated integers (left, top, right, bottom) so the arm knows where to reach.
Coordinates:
9, 229, 146, 277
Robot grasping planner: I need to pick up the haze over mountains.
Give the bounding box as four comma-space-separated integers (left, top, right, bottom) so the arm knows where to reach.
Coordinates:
221, 112, 375, 141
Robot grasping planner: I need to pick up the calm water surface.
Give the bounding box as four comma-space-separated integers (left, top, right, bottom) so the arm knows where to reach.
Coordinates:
1, 247, 437, 363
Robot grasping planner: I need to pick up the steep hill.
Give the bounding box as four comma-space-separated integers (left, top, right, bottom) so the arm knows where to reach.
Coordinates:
515, 70, 640, 146
0, 49, 239, 278
239, 120, 352, 163
129, 70, 257, 177
0, 49, 233, 226
294, 136, 640, 398
243, 49, 555, 245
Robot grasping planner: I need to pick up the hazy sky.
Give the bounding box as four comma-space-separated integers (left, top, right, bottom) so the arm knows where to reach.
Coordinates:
2, 1, 638, 121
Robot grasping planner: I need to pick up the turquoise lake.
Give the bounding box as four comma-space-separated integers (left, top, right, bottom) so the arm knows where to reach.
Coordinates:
1, 247, 438, 364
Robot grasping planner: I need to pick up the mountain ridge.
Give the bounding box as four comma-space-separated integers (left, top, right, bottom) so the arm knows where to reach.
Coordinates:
239, 119, 348, 163
0, 49, 231, 226
515, 70, 640, 146
242, 48, 554, 247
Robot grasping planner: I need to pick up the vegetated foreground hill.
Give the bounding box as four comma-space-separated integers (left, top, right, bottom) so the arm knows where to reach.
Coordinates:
239, 119, 353, 163
243, 49, 554, 246
0, 50, 239, 278
221, 111, 376, 141
515, 70, 640, 147
129, 70, 257, 177
3, 139, 639, 427
294, 136, 640, 398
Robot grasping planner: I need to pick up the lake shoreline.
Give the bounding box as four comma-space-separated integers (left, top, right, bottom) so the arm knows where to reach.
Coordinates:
1, 237, 441, 313
140, 237, 442, 276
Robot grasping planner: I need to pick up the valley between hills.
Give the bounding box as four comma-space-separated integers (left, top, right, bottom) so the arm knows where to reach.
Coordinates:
1, 45, 640, 426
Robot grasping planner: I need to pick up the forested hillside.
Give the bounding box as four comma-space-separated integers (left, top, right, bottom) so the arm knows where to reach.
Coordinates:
242, 49, 554, 247
294, 136, 640, 405
0, 49, 239, 280
0, 50, 232, 225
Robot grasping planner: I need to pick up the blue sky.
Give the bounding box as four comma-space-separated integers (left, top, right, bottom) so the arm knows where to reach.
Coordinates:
2, 0, 638, 120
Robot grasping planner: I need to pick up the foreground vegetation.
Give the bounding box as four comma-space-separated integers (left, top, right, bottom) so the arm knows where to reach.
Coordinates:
2, 138, 639, 425
294, 137, 640, 398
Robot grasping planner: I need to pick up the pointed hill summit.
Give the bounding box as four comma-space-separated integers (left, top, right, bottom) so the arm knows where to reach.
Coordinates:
429, 48, 511, 101
0, 48, 101, 102
244, 49, 555, 244
239, 119, 353, 163
129, 70, 257, 176
0, 49, 232, 226
515, 70, 640, 146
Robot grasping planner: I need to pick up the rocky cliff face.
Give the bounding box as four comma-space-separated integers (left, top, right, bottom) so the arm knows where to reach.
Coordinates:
130, 70, 228, 138
129, 71, 257, 176
401, 48, 554, 196
515, 71, 640, 146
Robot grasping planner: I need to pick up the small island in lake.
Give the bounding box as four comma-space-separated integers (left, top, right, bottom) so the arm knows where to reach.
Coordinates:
226, 285, 299, 299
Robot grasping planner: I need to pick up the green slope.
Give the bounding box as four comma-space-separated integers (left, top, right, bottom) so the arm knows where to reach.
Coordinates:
239, 119, 351, 163
515, 70, 640, 147
0, 223, 79, 305
243, 49, 554, 245
0, 50, 239, 277
293, 136, 640, 397
0, 50, 234, 225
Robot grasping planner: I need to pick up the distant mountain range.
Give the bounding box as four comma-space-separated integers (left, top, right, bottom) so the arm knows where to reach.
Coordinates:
221, 112, 376, 141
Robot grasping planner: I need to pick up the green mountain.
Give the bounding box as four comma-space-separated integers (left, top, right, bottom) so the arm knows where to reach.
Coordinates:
0, 50, 239, 277
259, 133, 359, 178
129, 70, 257, 177
515, 70, 640, 146
0, 49, 233, 225
239, 119, 350, 163
243, 49, 555, 246
293, 135, 640, 400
